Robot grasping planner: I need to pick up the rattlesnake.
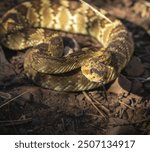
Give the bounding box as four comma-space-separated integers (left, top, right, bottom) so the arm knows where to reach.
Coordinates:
0, 0, 134, 91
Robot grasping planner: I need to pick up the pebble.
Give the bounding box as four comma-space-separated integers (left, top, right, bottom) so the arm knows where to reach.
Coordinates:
108, 74, 132, 95
125, 56, 145, 77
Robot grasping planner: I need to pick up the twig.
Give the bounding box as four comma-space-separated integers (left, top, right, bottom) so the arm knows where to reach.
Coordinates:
91, 97, 110, 114
118, 99, 135, 110
0, 118, 32, 127
83, 91, 106, 118
80, 0, 112, 23
0, 91, 29, 109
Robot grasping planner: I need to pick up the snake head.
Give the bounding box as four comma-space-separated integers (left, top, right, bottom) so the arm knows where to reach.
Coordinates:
47, 34, 64, 57
81, 54, 117, 84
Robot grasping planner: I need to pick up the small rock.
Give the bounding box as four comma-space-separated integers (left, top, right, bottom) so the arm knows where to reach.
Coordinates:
108, 74, 132, 95
125, 56, 144, 77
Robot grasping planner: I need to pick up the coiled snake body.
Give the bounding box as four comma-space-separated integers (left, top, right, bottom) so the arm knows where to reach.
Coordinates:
0, 0, 134, 91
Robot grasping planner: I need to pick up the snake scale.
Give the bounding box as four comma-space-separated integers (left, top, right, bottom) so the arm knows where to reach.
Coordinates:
0, 0, 134, 91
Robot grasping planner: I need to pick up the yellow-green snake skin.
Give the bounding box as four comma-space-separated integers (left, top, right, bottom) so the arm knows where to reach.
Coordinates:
0, 0, 134, 91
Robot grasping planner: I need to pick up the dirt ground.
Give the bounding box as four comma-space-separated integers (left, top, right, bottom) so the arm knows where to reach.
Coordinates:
0, 0, 150, 135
